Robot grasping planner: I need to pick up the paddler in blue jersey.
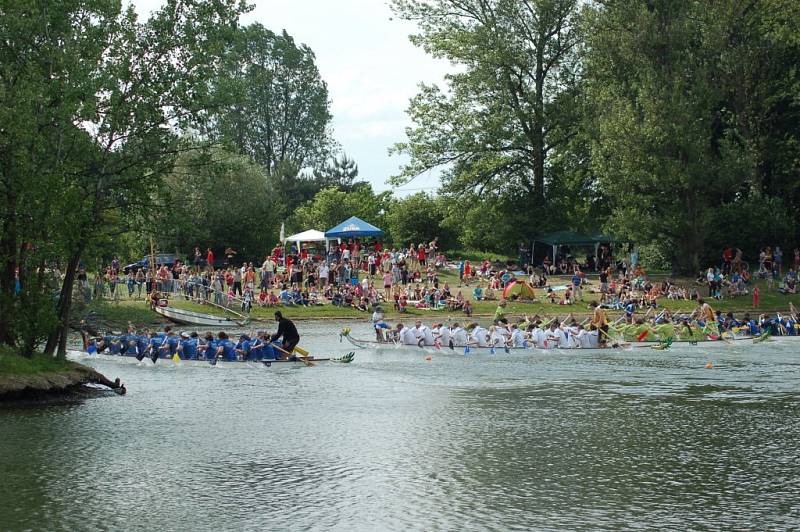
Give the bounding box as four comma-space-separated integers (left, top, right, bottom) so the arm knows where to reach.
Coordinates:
249, 332, 265, 361
215, 331, 236, 361
177, 332, 199, 360
197, 332, 216, 361
158, 326, 179, 359
235, 334, 252, 360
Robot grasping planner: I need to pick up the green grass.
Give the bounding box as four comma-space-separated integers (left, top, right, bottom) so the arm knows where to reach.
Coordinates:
87, 268, 800, 327
86, 300, 163, 327
0, 347, 73, 376
445, 249, 516, 263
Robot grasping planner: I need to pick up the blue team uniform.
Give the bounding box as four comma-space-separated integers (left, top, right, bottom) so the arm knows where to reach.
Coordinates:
235, 338, 251, 360
181, 338, 198, 360
218, 339, 236, 361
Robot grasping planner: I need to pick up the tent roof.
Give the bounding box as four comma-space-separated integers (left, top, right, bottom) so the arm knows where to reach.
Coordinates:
534, 231, 615, 246
325, 216, 383, 238
284, 229, 326, 243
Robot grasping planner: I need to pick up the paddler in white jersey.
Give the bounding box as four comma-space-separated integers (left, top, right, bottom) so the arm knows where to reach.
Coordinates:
413, 320, 435, 346
469, 323, 489, 347
434, 323, 452, 348
510, 323, 526, 348
545, 320, 568, 348
531, 321, 547, 348
561, 319, 579, 348
495, 319, 512, 345
451, 323, 468, 347
488, 326, 505, 348
396, 323, 419, 346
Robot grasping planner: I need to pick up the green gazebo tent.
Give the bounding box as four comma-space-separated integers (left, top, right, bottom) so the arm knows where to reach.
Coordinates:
532, 231, 616, 265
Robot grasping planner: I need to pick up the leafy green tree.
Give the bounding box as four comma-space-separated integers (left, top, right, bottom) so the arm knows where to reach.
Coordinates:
585, 0, 800, 273
385, 193, 455, 249
151, 149, 280, 261
215, 24, 335, 175
314, 153, 362, 191
390, 0, 584, 206
0, 0, 249, 356
290, 184, 392, 236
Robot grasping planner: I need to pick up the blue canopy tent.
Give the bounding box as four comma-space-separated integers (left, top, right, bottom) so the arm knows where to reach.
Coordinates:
325, 216, 384, 239
325, 216, 384, 265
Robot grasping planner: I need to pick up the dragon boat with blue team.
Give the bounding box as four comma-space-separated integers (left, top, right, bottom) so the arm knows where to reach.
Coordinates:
72, 329, 354, 368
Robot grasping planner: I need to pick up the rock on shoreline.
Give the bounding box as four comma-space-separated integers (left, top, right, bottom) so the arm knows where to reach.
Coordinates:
0, 363, 125, 401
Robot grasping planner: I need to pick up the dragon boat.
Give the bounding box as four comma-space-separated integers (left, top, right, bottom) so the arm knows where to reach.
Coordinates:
338, 326, 798, 355
68, 350, 355, 368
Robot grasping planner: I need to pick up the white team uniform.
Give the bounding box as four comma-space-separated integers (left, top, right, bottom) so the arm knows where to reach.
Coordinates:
471, 327, 489, 347
421, 326, 435, 346
438, 327, 452, 347
400, 328, 419, 346
452, 327, 468, 347
510, 329, 526, 348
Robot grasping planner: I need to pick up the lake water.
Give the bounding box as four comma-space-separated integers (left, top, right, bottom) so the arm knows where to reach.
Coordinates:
2, 322, 799, 531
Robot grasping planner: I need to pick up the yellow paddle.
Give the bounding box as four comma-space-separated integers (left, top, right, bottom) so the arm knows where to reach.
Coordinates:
273, 344, 314, 367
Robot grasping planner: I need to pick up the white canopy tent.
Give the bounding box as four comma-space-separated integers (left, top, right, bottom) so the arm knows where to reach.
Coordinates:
283, 229, 326, 247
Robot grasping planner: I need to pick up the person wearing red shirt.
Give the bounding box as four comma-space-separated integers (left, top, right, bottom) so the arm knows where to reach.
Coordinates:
206, 248, 214, 271
301, 245, 308, 261
417, 245, 427, 267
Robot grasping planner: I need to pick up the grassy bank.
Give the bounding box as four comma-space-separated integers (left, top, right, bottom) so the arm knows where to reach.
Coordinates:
86, 270, 799, 329
0, 348, 73, 376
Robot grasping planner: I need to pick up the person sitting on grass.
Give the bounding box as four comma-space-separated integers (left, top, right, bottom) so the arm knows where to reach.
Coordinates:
472, 285, 483, 301
559, 288, 573, 305
279, 286, 294, 306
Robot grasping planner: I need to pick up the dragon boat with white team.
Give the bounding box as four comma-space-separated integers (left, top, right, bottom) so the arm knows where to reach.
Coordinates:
339, 325, 799, 355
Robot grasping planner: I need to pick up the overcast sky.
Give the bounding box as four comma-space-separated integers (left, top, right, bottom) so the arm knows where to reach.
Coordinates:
132, 0, 448, 194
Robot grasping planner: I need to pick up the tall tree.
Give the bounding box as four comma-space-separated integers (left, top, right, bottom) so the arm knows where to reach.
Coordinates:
314, 153, 362, 191
290, 184, 391, 236
150, 149, 280, 261
585, 0, 800, 273
0, 0, 249, 356
391, 0, 584, 206
214, 24, 335, 176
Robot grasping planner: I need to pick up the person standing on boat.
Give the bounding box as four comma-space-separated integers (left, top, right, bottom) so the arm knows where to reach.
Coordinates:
590, 301, 609, 347
271, 311, 300, 358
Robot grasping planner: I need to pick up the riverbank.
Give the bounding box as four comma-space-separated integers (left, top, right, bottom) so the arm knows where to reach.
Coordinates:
0, 349, 125, 401
85, 274, 799, 331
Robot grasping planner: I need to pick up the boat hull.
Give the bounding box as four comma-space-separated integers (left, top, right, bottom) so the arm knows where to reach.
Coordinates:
339, 332, 794, 355
154, 305, 248, 327
67, 351, 338, 368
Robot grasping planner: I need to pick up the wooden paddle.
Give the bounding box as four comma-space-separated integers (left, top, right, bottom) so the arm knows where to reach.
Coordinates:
273, 343, 314, 367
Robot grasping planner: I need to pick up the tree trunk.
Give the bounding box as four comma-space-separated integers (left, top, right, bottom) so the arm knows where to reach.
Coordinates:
0, 195, 18, 347
45, 244, 84, 358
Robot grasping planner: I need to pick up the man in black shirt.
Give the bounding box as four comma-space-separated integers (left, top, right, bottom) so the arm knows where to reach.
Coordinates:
271, 311, 300, 358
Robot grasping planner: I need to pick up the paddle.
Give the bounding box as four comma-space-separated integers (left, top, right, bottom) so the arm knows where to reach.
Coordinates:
273, 343, 314, 367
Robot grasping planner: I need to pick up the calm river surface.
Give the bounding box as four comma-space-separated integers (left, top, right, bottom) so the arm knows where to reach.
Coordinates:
2, 322, 799, 531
